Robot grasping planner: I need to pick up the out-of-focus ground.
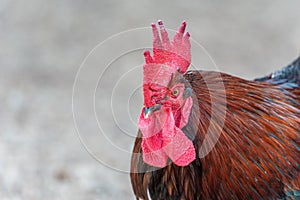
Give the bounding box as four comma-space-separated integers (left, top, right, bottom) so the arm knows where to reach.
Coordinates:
0, 0, 299, 199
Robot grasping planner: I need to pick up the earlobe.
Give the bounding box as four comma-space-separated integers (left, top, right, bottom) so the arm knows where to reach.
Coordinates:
183, 87, 192, 99
179, 97, 193, 129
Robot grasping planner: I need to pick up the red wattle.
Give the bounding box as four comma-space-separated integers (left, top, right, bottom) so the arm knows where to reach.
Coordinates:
138, 97, 195, 167
163, 127, 196, 166
161, 106, 196, 166
141, 134, 168, 168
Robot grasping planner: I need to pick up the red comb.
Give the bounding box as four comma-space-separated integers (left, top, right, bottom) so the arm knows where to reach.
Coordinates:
144, 20, 191, 73
142, 20, 191, 107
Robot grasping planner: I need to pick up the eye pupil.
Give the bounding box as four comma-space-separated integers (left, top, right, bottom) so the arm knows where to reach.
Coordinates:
171, 88, 179, 97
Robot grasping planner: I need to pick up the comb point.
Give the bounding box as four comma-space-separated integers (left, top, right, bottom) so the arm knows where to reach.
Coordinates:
178, 21, 186, 33
144, 50, 150, 56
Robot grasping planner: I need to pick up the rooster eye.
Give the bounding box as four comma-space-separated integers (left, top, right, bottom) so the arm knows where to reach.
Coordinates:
171, 87, 180, 98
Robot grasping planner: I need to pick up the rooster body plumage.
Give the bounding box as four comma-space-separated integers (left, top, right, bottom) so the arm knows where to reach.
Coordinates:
130, 21, 300, 200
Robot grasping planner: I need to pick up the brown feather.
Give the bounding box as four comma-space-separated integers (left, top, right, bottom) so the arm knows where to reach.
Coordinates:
131, 70, 300, 199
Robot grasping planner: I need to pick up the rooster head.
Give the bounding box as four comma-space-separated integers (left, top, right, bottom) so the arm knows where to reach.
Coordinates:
138, 20, 196, 168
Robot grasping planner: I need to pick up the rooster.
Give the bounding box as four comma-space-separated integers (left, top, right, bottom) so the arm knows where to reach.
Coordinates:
130, 20, 300, 200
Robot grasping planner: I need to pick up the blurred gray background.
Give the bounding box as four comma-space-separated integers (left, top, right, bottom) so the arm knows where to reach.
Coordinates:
1, 0, 299, 199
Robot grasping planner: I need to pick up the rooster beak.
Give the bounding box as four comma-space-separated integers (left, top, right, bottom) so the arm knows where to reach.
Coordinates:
144, 104, 162, 118
144, 107, 151, 117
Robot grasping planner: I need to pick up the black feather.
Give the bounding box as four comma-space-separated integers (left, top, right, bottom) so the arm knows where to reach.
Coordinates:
255, 56, 300, 88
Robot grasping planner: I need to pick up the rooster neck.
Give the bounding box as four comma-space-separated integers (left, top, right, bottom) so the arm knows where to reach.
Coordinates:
148, 159, 202, 200
184, 70, 300, 199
